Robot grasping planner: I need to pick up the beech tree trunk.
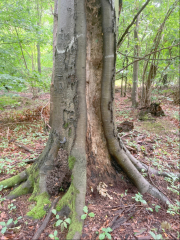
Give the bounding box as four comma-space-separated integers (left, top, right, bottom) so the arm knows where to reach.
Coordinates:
1, 1, 178, 239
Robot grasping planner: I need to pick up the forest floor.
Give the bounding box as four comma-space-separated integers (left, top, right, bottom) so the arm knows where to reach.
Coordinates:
0, 89, 179, 240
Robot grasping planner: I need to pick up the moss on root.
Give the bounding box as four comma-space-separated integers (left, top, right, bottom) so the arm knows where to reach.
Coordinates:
7, 180, 32, 199
56, 183, 82, 239
27, 192, 51, 219
0, 170, 28, 188
28, 168, 40, 201
68, 156, 76, 170
0, 175, 23, 188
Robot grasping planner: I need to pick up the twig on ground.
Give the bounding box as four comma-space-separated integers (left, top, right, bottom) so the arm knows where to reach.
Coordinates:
12, 140, 34, 154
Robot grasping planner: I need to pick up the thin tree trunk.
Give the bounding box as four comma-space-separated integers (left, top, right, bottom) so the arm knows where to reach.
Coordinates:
36, 0, 42, 74
132, 15, 139, 108
121, 75, 123, 96
37, 44, 41, 74
15, 27, 28, 70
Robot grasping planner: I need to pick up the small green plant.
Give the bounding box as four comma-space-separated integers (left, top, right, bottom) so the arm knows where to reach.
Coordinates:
8, 202, 16, 211
99, 227, 113, 240
120, 189, 128, 197
132, 192, 147, 205
81, 206, 95, 220
140, 145, 146, 152
152, 204, 161, 212
0, 217, 22, 235
0, 158, 16, 174
146, 207, 153, 212
167, 200, 180, 215
52, 209, 71, 232
49, 230, 59, 240
149, 231, 164, 240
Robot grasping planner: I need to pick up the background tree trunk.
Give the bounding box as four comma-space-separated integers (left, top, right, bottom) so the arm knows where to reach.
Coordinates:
132, 15, 139, 108
36, 0, 42, 74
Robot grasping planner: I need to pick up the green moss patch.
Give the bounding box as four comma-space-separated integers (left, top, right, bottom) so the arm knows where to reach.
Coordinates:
0, 174, 23, 188
27, 192, 51, 219
68, 156, 76, 170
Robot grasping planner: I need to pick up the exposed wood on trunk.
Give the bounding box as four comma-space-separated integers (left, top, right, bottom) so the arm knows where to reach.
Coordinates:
86, 0, 116, 191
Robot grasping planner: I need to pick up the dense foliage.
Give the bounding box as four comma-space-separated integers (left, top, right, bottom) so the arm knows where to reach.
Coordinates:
116, 0, 179, 90
0, 0, 54, 92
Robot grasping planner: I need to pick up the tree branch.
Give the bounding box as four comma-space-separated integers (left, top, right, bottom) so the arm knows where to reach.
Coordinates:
116, 43, 180, 73
118, 51, 179, 61
117, 0, 151, 49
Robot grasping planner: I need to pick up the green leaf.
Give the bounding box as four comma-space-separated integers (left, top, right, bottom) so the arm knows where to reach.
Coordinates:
63, 222, 67, 228
88, 212, 95, 217
7, 218, 13, 225
49, 234, 54, 239
0, 222, 6, 226
14, 220, 18, 224
149, 231, 156, 238
102, 227, 113, 233
56, 215, 59, 219
56, 219, 63, 226
81, 214, 87, 220
65, 218, 71, 224
155, 205, 161, 212
106, 232, 112, 239
83, 206, 88, 213
52, 209, 57, 215
54, 230, 58, 236
105, 227, 113, 232
99, 233, 106, 240
1, 227, 7, 234
146, 207, 153, 212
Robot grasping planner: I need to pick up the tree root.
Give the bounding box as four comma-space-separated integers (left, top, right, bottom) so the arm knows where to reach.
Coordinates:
125, 146, 180, 181
0, 170, 28, 189
6, 179, 33, 200
100, 0, 172, 206
32, 196, 60, 240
